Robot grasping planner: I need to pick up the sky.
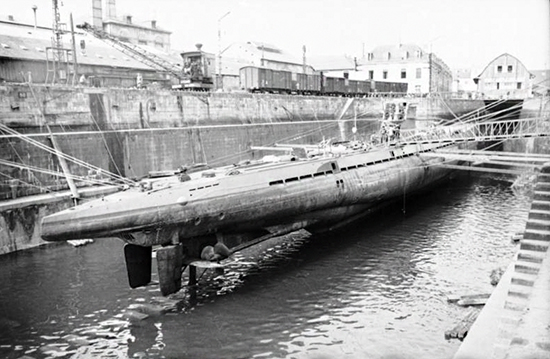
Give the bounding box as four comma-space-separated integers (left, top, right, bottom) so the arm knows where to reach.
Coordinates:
3, 0, 550, 72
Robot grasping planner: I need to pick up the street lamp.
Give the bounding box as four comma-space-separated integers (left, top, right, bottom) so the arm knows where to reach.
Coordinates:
217, 11, 230, 91
32, 5, 37, 30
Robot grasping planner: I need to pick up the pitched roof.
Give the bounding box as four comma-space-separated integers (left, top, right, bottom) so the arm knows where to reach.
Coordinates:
308, 55, 356, 71
224, 41, 303, 66
0, 21, 181, 71
475, 53, 534, 78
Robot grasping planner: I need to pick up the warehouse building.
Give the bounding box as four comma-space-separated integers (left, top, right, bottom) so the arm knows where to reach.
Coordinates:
0, 18, 180, 88
474, 53, 535, 99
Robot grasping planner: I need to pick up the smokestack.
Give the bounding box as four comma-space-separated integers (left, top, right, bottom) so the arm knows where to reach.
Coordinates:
92, 0, 102, 29
106, 0, 116, 19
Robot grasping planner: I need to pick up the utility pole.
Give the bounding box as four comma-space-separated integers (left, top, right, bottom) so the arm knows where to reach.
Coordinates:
217, 11, 230, 91
70, 13, 78, 85
302, 45, 306, 73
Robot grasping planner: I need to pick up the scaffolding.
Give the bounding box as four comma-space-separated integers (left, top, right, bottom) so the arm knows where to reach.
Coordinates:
45, 0, 76, 85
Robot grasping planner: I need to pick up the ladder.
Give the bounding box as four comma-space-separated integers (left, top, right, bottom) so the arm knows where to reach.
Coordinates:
76, 22, 183, 80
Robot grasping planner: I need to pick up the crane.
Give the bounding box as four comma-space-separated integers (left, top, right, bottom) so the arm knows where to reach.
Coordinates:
76, 22, 183, 81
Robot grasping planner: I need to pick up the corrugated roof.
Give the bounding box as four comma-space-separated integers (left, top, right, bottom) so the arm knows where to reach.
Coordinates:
0, 21, 181, 71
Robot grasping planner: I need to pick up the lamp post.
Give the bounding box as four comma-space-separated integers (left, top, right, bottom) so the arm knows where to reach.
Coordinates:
32, 5, 37, 30
217, 11, 230, 91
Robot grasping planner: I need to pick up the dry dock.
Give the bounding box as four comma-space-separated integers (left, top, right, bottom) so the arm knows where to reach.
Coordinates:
454, 164, 550, 359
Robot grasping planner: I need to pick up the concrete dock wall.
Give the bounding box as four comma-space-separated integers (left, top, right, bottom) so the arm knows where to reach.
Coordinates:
0, 186, 119, 254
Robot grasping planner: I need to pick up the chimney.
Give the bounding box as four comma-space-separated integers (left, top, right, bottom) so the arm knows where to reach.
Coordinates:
126, 15, 132, 24
8, 15, 14, 21
151, 20, 156, 29
106, 0, 116, 19
92, 0, 103, 29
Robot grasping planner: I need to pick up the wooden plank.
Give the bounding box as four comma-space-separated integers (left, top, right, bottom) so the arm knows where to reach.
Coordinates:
445, 307, 482, 340
457, 295, 490, 307
447, 293, 491, 305
186, 260, 225, 269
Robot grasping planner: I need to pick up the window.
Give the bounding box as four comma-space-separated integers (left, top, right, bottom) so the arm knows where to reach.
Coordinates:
367, 52, 374, 61
416, 68, 422, 79
401, 69, 406, 79
369, 70, 374, 79
383, 70, 388, 79
497, 65, 502, 73
497, 82, 500, 90
508, 65, 513, 72
387, 52, 391, 60
517, 82, 522, 89
415, 85, 421, 93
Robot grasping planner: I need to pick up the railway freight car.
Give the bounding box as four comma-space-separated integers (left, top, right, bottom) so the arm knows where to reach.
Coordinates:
240, 66, 293, 93
294, 73, 321, 94
239, 66, 407, 96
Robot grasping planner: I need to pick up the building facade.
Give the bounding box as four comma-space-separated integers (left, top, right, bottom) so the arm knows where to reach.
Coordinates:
92, 0, 171, 50
314, 44, 452, 94
360, 44, 452, 94
101, 17, 171, 51
474, 53, 534, 99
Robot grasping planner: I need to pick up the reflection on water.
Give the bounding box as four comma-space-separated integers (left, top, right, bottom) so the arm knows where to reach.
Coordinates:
0, 173, 531, 359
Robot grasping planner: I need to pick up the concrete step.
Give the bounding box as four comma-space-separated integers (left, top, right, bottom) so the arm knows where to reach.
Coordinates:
498, 313, 522, 326
514, 262, 541, 275
533, 190, 550, 201
528, 209, 550, 221
525, 219, 550, 231
517, 249, 547, 264
522, 229, 550, 242
531, 200, 550, 211
507, 288, 531, 299
519, 239, 550, 252
510, 275, 536, 287
504, 296, 528, 311
535, 182, 550, 190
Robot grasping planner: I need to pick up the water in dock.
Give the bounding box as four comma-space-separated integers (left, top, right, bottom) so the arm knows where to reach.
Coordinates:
0, 173, 532, 359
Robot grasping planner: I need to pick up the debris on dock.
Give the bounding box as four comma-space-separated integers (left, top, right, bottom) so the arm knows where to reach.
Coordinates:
445, 307, 481, 340
490, 267, 505, 286
67, 239, 94, 247
511, 232, 523, 243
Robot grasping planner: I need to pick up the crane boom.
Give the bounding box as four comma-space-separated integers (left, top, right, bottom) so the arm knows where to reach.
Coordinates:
76, 22, 183, 80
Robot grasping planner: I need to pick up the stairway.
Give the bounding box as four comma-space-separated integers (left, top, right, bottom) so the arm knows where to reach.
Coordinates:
491, 163, 550, 358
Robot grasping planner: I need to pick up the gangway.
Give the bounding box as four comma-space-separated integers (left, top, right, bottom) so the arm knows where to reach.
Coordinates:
76, 22, 183, 81
400, 117, 550, 146
399, 117, 550, 175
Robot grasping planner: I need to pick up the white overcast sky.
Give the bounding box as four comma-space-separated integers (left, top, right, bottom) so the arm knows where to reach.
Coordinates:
4, 0, 550, 72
